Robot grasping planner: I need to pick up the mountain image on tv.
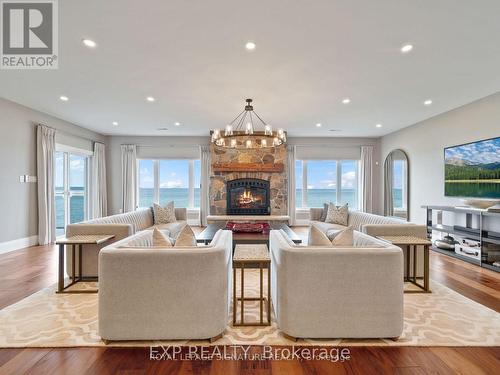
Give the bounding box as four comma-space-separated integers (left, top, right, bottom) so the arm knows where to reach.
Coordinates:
444, 137, 500, 199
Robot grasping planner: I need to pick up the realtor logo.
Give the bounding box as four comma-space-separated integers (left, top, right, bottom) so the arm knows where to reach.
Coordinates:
1, 0, 58, 69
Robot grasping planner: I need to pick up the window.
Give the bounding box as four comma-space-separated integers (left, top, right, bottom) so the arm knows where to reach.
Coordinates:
393, 159, 407, 210
55, 150, 89, 236
295, 159, 359, 209
137, 159, 200, 208
138, 159, 155, 208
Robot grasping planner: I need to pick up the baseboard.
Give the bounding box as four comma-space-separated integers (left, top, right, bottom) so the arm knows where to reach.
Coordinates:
0, 235, 39, 255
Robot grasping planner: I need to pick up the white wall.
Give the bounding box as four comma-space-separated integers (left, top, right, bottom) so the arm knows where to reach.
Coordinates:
380, 92, 500, 224
0, 98, 108, 245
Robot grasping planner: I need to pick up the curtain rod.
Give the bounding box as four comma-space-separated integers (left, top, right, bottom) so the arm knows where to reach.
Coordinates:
122, 144, 206, 148
291, 144, 374, 148
39, 123, 104, 144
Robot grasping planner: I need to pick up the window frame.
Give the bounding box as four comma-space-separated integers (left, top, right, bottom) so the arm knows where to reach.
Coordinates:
137, 158, 199, 209
296, 159, 360, 209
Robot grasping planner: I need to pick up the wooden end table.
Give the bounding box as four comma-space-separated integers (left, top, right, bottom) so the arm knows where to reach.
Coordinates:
233, 244, 271, 326
378, 235, 432, 293
56, 234, 115, 294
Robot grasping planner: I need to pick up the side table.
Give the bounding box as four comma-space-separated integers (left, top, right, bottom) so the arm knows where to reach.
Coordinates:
378, 235, 432, 293
233, 244, 271, 326
56, 234, 115, 294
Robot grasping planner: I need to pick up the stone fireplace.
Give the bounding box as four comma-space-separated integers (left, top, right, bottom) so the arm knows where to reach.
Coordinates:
209, 144, 288, 216
226, 178, 270, 215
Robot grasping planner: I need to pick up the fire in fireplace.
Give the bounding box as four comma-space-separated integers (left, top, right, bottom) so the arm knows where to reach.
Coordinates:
226, 178, 270, 215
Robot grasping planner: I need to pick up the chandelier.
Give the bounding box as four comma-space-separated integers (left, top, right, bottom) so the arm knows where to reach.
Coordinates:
211, 99, 286, 149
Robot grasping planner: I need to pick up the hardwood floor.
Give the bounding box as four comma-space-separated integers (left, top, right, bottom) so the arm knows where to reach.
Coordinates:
0, 235, 499, 374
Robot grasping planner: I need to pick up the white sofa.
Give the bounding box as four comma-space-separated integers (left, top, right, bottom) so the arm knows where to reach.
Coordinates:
269, 229, 404, 339
309, 208, 408, 232
310, 208, 426, 277
98, 229, 233, 341
65, 207, 187, 277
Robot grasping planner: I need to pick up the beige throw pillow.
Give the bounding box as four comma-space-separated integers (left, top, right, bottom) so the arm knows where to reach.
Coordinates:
325, 203, 348, 226
308, 224, 333, 246
152, 228, 173, 247
174, 225, 198, 247
153, 201, 176, 224
330, 226, 354, 246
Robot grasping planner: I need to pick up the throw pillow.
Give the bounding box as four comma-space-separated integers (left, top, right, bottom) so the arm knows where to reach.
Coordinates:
153, 201, 176, 224
319, 203, 329, 222
331, 226, 354, 246
325, 203, 348, 226
307, 224, 333, 246
152, 228, 173, 247
174, 225, 198, 247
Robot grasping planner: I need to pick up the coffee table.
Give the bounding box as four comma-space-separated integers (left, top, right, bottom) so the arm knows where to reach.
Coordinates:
197, 222, 302, 246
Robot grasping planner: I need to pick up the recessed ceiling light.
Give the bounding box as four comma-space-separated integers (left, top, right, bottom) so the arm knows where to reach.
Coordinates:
112, 121, 118, 126
82, 39, 97, 48
245, 41, 256, 50
59, 95, 69, 101
146, 96, 155, 102
341, 98, 351, 104
400, 44, 413, 53
316, 123, 322, 128
375, 123, 382, 128
423, 99, 433, 106
174, 122, 180, 126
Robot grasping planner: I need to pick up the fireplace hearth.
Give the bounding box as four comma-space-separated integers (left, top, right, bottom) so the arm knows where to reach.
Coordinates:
226, 178, 270, 215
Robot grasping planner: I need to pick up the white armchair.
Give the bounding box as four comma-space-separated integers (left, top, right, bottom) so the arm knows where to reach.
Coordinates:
98, 229, 232, 341
269, 229, 404, 339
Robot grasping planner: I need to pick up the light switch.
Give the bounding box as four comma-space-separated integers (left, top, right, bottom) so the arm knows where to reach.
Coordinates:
19, 175, 25, 183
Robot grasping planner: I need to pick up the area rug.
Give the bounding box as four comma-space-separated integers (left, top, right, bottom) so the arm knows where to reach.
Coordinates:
0, 270, 499, 348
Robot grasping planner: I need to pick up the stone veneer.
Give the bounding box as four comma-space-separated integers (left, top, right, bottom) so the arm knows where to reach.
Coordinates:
209, 143, 288, 216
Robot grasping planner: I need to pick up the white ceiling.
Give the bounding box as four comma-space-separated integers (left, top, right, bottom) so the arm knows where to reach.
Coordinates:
1, 0, 500, 137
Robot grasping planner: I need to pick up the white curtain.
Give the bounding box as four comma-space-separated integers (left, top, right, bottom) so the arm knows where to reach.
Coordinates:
360, 146, 373, 213
199, 145, 211, 226
37, 125, 56, 245
286, 145, 296, 226
121, 144, 137, 212
91, 142, 107, 218
384, 153, 394, 216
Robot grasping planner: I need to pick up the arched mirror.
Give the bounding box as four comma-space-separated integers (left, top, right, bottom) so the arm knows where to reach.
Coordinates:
384, 149, 409, 221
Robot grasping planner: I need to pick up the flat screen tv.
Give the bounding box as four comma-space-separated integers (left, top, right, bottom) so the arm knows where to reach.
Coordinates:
444, 136, 500, 199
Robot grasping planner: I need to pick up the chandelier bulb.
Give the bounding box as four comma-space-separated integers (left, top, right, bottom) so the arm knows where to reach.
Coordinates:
246, 139, 252, 148
245, 122, 254, 135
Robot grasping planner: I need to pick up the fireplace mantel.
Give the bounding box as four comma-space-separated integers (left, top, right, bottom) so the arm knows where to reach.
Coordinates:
212, 162, 284, 173
207, 215, 290, 222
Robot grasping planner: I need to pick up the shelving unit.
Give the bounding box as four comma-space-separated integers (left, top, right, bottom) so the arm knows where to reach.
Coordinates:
423, 205, 500, 273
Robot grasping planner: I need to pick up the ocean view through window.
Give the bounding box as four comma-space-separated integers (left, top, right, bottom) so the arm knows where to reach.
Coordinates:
138, 159, 200, 208
295, 159, 360, 209
55, 150, 88, 236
